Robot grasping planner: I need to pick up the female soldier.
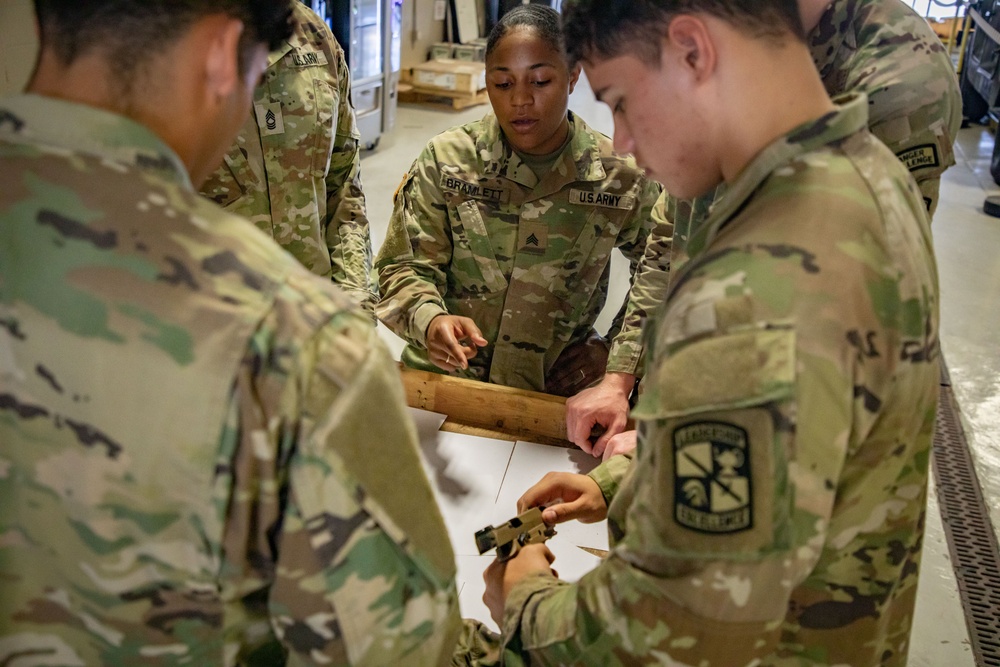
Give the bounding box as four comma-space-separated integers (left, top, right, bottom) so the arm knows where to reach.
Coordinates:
375, 4, 670, 398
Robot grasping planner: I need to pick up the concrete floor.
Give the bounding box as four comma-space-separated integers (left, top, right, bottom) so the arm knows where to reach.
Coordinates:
362, 75, 1000, 665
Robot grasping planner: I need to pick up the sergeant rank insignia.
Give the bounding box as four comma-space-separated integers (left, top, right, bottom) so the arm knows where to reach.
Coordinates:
673, 421, 752, 534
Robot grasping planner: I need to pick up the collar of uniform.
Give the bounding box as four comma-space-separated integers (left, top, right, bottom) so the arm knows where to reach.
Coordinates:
268, 40, 296, 69
808, 0, 857, 81
477, 111, 606, 187
0, 93, 191, 190
269, 1, 323, 69
686, 91, 869, 259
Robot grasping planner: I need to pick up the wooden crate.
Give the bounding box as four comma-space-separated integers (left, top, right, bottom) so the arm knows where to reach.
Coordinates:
398, 83, 489, 111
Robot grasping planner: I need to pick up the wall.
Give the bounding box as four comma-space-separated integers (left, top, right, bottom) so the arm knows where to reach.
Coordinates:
400, 0, 448, 70
0, 0, 39, 96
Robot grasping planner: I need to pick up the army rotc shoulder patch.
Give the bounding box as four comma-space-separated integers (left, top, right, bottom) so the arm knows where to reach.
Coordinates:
673, 421, 753, 534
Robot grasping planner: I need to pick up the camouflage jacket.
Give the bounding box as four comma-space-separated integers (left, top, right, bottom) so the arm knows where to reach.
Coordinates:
667, 0, 961, 274
375, 112, 669, 392
811, 0, 961, 215
488, 94, 940, 666
0, 94, 459, 665
200, 3, 377, 315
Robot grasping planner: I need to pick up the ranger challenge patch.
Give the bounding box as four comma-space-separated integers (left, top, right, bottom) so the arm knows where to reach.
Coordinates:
673, 421, 753, 534
897, 144, 940, 172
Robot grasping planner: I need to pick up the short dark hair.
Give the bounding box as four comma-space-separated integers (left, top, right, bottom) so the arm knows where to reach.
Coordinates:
486, 4, 566, 62
33, 1, 295, 82
561, 0, 805, 67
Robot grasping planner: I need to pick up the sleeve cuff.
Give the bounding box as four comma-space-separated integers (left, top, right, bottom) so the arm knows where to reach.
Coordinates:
606, 338, 643, 377
412, 302, 449, 347
587, 454, 633, 505
501, 572, 569, 644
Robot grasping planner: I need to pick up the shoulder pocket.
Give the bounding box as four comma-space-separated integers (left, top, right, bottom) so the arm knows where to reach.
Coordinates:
311, 78, 338, 177
634, 328, 795, 420
629, 328, 796, 561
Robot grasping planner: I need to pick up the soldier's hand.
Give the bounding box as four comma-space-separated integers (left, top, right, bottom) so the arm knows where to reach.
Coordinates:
603, 429, 638, 461
517, 472, 607, 525
426, 315, 488, 372
544, 330, 609, 397
565, 372, 635, 456
483, 543, 556, 626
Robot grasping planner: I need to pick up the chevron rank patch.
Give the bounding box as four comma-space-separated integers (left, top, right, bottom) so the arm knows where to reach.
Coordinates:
518, 221, 547, 255
673, 421, 753, 534
255, 102, 284, 136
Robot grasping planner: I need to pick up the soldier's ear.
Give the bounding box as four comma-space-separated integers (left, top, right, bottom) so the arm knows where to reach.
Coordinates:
568, 63, 581, 95
204, 16, 246, 101
665, 15, 716, 84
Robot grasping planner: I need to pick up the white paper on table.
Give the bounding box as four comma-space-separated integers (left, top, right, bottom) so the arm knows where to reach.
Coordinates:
493, 440, 610, 552
456, 554, 497, 632
413, 425, 515, 557
407, 406, 447, 442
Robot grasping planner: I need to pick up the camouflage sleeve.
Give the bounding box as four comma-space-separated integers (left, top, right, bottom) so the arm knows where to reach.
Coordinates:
497, 256, 847, 665
585, 452, 633, 505
375, 146, 452, 347
605, 180, 671, 376
219, 276, 460, 663
324, 35, 377, 318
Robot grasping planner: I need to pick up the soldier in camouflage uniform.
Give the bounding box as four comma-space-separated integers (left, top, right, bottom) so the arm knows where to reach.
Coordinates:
200, 2, 377, 316
456, 1, 940, 665
0, 2, 459, 664
806, 0, 961, 217
376, 5, 670, 398
575, 0, 961, 450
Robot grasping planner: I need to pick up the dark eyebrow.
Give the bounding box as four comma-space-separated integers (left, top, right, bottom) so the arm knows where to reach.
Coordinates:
593, 87, 607, 103
489, 62, 559, 73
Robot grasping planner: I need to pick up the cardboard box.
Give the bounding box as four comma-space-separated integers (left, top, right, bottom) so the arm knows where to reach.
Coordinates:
411, 59, 487, 95
430, 42, 455, 60
454, 43, 485, 62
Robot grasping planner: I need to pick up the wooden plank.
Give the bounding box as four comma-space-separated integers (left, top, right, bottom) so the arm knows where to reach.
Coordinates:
399, 366, 574, 447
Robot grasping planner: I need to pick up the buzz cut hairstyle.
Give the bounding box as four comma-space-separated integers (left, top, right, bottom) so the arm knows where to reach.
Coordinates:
33, 0, 295, 82
561, 0, 806, 67
486, 3, 567, 62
